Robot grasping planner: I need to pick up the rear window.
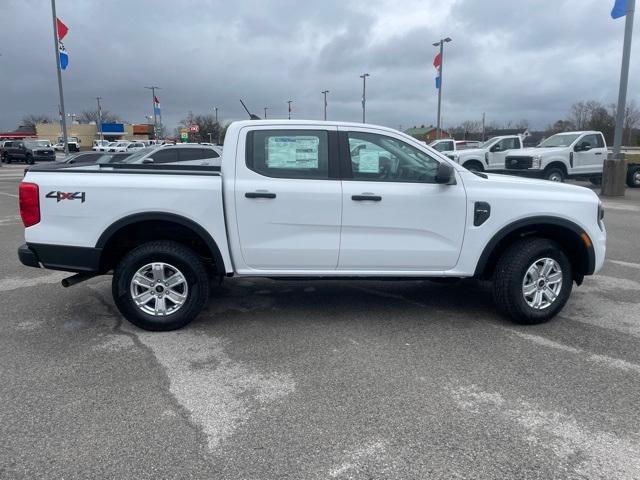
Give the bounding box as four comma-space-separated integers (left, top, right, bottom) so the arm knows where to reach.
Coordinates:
246, 130, 329, 179
179, 148, 219, 161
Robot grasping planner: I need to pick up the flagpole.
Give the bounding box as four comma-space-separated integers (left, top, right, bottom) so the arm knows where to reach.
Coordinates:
51, 0, 68, 155
436, 40, 443, 140
145, 86, 160, 139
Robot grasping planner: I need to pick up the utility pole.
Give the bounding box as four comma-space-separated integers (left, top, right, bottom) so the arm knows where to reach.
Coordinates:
287, 100, 293, 120
214, 106, 218, 124
50, 0, 68, 155
433, 37, 452, 140
264, 107, 268, 119
144, 86, 160, 139
96, 96, 103, 140
360, 74, 370, 123
603, 0, 635, 196
482, 112, 486, 141
321, 90, 329, 120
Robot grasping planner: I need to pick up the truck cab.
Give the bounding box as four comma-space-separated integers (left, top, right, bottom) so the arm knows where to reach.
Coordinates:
504, 131, 607, 182
448, 135, 523, 172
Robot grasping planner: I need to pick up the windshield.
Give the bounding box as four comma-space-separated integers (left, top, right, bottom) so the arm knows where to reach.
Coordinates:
537, 133, 581, 148
107, 142, 118, 147
119, 147, 156, 163
32, 140, 51, 147
481, 137, 497, 149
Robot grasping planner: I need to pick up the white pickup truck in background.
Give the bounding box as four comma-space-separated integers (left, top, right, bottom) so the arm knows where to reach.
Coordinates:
18, 120, 605, 331
428, 138, 481, 154
503, 131, 607, 183
447, 135, 524, 172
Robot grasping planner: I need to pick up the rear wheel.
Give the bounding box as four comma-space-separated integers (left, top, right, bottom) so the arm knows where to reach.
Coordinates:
112, 241, 210, 331
25, 154, 34, 165
589, 176, 602, 186
493, 238, 572, 325
544, 167, 565, 182
627, 166, 640, 188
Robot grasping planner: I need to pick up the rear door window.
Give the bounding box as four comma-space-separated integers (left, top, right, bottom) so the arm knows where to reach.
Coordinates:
179, 148, 219, 161
148, 148, 179, 164
247, 130, 329, 179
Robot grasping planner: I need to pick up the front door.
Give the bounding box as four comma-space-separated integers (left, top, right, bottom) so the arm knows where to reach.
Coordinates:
338, 128, 467, 271
488, 137, 520, 170
234, 127, 342, 270
573, 133, 606, 174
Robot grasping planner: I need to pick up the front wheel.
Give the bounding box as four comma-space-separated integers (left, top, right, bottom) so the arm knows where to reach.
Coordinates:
25, 155, 34, 165
112, 241, 210, 331
493, 238, 572, 325
544, 167, 565, 182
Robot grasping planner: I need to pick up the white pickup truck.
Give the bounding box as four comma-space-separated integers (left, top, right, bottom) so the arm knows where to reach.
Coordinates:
447, 135, 524, 172
503, 131, 607, 183
18, 120, 606, 331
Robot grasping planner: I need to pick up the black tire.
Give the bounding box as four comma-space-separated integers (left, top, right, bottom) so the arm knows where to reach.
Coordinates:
26, 155, 34, 165
463, 161, 484, 173
627, 166, 640, 188
544, 166, 565, 182
2, 154, 11, 164
589, 176, 602, 186
493, 238, 572, 325
112, 240, 210, 331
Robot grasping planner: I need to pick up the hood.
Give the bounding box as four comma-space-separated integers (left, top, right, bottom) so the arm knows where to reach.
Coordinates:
456, 147, 486, 157
480, 172, 591, 195
510, 147, 567, 157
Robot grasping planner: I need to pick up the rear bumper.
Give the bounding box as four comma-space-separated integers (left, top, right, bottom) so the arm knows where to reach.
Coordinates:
18, 243, 102, 272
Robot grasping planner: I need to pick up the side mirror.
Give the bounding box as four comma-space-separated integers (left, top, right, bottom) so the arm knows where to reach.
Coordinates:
435, 162, 455, 184
491, 144, 501, 152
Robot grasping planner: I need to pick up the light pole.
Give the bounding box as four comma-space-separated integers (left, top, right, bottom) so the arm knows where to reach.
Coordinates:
287, 100, 293, 120
96, 96, 103, 140
360, 74, 369, 123
214, 106, 218, 124
321, 90, 329, 120
144, 85, 161, 139
433, 37, 451, 139
264, 107, 268, 119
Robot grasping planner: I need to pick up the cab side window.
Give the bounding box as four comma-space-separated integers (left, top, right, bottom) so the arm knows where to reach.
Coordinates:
497, 138, 520, 150
580, 134, 603, 149
347, 132, 440, 183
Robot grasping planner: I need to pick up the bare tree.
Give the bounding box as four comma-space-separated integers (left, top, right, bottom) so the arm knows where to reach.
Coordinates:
611, 100, 640, 145
21, 114, 53, 129
568, 102, 590, 130
514, 119, 530, 130
77, 109, 124, 124
178, 114, 222, 143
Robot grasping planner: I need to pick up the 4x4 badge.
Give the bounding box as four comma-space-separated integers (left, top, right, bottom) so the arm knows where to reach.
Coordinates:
46, 191, 86, 203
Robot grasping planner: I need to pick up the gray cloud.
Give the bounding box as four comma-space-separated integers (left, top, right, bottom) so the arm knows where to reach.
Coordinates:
0, 0, 637, 133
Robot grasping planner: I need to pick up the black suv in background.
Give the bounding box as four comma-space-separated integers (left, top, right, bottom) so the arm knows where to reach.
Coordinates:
1, 140, 56, 164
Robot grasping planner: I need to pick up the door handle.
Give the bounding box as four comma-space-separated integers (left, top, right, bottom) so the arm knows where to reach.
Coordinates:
245, 192, 276, 199
352, 195, 382, 201
594, 152, 603, 155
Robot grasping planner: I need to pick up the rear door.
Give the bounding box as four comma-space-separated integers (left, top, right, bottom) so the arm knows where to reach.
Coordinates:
234, 126, 342, 270
338, 128, 466, 271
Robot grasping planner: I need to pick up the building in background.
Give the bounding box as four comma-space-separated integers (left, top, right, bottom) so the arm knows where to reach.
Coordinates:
35, 122, 153, 149
404, 126, 452, 142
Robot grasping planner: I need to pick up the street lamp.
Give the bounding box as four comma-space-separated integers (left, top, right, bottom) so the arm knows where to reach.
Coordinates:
287, 100, 293, 120
360, 74, 370, 123
321, 90, 329, 121
432, 37, 451, 139
264, 107, 268, 119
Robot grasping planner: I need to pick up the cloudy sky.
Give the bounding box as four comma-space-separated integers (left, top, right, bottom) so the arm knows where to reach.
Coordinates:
0, 0, 638, 133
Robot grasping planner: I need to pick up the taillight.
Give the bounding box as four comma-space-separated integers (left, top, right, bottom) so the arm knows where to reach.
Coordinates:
19, 182, 40, 227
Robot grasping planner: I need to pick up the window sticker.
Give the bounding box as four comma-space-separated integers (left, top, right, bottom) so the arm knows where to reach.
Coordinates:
267, 136, 319, 169
358, 151, 380, 173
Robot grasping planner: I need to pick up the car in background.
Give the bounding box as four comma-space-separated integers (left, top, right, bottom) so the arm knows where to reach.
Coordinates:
1, 140, 55, 164
92, 140, 111, 151
108, 141, 131, 152
120, 143, 222, 166
53, 142, 65, 151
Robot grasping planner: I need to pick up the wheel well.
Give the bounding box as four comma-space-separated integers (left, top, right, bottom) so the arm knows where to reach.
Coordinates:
476, 221, 593, 283
544, 162, 567, 174
463, 159, 484, 170
98, 218, 225, 274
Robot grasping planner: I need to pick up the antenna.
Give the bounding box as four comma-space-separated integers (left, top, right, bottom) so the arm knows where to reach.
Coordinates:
239, 99, 261, 120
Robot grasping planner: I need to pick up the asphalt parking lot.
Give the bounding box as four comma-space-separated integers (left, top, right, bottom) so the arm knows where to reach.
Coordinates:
1, 162, 639, 479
